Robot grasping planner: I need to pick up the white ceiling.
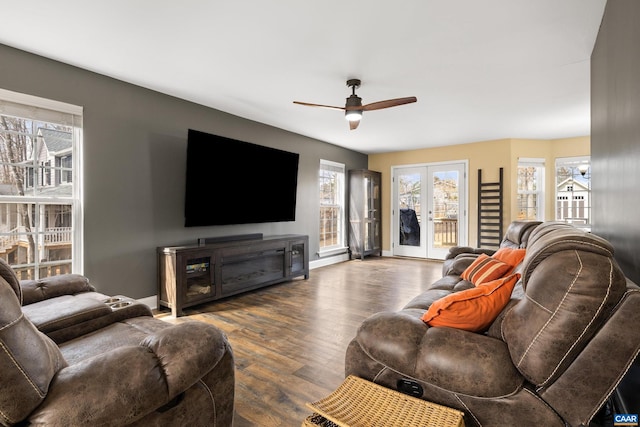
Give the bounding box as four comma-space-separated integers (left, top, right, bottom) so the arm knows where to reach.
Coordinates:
0, 0, 606, 154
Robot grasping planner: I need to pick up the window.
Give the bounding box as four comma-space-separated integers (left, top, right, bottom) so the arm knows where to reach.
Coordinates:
517, 158, 545, 221
0, 88, 83, 280
319, 160, 346, 254
556, 156, 591, 228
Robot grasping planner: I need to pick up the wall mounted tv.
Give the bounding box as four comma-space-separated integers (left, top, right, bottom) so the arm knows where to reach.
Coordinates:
185, 129, 299, 227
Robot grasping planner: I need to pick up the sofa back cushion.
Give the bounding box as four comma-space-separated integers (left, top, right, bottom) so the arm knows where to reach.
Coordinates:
499, 220, 542, 249
501, 223, 627, 388
0, 275, 67, 424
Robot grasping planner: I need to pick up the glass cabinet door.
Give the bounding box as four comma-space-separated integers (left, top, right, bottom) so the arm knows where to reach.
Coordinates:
349, 170, 381, 259
288, 239, 308, 278
184, 255, 215, 302
364, 174, 381, 252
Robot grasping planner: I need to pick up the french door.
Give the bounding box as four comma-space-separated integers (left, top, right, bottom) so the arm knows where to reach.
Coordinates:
392, 162, 467, 259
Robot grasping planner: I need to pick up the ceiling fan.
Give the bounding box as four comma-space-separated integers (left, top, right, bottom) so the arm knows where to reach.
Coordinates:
293, 79, 417, 130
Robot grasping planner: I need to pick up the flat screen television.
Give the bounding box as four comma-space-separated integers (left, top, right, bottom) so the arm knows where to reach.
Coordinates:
184, 129, 299, 227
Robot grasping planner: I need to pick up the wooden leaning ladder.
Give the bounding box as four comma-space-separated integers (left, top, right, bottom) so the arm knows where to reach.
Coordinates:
477, 168, 504, 248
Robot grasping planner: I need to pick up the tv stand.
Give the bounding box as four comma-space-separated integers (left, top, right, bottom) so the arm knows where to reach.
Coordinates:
157, 234, 309, 316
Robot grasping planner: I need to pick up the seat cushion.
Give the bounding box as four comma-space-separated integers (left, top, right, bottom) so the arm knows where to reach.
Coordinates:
59, 316, 177, 365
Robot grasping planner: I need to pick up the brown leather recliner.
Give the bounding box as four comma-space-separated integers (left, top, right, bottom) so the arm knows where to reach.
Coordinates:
345, 222, 640, 427
0, 259, 235, 426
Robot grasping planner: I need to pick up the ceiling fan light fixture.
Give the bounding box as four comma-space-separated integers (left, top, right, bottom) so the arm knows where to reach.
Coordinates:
293, 78, 417, 130
345, 110, 363, 122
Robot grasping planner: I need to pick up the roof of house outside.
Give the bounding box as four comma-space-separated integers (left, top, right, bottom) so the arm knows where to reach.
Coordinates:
38, 128, 71, 153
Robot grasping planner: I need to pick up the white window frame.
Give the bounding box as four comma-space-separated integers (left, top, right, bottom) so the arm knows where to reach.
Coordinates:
555, 156, 591, 230
319, 159, 347, 256
0, 88, 83, 278
517, 157, 545, 221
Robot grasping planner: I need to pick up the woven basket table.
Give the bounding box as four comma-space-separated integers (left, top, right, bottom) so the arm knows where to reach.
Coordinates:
302, 375, 465, 427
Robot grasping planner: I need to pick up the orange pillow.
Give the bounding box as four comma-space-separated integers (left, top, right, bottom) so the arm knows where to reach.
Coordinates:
461, 253, 511, 285
421, 273, 520, 332
492, 248, 526, 267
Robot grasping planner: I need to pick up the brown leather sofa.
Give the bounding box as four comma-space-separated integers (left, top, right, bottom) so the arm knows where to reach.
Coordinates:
0, 258, 235, 426
406, 220, 542, 314
441, 220, 541, 277
345, 222, 640, 427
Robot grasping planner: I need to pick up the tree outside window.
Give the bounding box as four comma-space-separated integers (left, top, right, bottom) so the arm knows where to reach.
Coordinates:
517, 159, 545, 221
0, 91, 81, 279
319, 160, 345, 253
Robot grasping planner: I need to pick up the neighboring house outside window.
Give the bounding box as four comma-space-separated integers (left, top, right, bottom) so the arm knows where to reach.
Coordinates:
556, 156, 591, 229
319, 160, 346, 255
517, 158, 545, 221
0, 88, 82, 280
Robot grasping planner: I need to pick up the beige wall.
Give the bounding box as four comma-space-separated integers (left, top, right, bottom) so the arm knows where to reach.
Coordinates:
368, 136, 590, 254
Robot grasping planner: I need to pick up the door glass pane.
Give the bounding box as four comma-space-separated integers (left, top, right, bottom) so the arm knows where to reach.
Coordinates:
398, 172, 421, 247
432, 170, 459, 249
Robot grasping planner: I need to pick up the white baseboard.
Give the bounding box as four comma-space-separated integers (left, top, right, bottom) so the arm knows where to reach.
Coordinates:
310, 252, 350, 269
138, 295, 157, 310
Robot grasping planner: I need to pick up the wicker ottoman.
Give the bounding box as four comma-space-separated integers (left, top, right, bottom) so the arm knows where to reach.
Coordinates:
303, 375, 465, 427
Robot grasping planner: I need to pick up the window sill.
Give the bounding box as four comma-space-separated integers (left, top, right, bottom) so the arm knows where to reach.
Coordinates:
318, 247, 349, 258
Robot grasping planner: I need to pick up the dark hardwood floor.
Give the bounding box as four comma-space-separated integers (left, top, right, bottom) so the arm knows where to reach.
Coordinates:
154, 256, 443, 427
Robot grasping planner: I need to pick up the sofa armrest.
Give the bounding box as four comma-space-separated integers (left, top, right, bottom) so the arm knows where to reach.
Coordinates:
23, 295, 153, 344
445, 246, 496, 260
442, 248, 497, 277
21, 274, 94, 305
140, 321, 230, 396
442, 254, 478, 276
27, 322, 230, 426
444, 246, 475, 260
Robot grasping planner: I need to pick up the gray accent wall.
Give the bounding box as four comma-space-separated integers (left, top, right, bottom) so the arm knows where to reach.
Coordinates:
591, 0, 640, 285
592, 3, 640, 414
0, 43, 367, 299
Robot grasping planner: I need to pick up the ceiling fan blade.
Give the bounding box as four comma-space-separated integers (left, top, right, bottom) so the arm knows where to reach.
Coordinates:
293, 101, 345, 111
349, 120, 360, 130
362, 96, 417, 111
